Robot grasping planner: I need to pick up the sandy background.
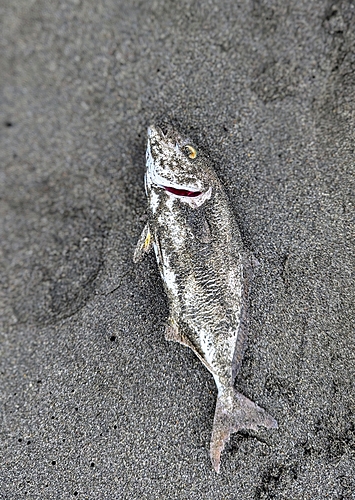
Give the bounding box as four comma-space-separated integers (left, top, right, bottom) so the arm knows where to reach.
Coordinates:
1, 0, 354, 498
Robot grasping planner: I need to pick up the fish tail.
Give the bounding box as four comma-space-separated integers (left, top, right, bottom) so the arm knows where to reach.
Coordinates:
210, 389, 277, 473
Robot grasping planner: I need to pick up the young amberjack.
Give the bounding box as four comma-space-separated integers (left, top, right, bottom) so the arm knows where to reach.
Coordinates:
134, 125, 277, 472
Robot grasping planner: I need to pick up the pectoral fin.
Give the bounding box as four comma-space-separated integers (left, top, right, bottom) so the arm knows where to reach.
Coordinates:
133, 223, 152, 263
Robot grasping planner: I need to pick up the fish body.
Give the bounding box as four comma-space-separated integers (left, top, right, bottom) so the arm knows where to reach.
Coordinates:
134, 125, 277, 472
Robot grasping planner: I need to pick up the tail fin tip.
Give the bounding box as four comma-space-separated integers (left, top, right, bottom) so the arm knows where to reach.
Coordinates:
210, 389, 277, 473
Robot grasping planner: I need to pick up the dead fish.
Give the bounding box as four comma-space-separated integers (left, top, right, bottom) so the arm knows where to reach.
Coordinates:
134, 124, 277, 473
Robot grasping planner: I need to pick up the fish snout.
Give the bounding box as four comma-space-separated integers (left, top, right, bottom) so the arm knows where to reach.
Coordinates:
147, 124, 164, 141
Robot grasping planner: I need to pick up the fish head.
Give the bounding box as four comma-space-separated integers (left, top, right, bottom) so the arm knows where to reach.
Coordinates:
145, 124, 215, 208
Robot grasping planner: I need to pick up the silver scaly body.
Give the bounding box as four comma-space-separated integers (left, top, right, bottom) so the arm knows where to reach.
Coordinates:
134, 125, 277, 472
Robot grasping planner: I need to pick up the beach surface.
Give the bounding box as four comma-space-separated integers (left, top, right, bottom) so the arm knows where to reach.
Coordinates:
1, 0, 354, 497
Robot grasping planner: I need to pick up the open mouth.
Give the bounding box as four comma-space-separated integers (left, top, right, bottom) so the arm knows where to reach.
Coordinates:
163, 185, 202, 197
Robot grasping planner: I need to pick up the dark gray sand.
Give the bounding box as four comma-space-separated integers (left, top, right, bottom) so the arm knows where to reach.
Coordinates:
1, 1, 354, 498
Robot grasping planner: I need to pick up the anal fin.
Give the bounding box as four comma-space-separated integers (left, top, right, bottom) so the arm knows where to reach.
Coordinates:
165, 317, 214, 373
165, 318, 189, 347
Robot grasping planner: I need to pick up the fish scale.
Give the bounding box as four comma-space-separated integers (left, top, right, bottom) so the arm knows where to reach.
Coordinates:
134, 124, 278, 473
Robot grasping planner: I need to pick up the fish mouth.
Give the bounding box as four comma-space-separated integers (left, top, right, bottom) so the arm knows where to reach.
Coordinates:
156, 183, 213, 207
161, 185, 203, 198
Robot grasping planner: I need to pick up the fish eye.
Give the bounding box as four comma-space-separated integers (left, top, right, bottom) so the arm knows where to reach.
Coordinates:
184, 145, 197, 159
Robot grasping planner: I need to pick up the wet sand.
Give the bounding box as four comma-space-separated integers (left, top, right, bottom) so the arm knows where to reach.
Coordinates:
1, 1, 354, 497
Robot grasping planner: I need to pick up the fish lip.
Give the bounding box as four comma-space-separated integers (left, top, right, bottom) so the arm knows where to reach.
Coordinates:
152, 183, 213, 208
157, 183, 204, 198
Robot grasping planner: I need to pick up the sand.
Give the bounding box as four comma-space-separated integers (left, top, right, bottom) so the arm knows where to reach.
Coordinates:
1, 0, 354, 497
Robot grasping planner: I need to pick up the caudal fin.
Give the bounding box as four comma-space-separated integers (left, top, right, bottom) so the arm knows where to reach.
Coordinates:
210, 390, 277, 473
